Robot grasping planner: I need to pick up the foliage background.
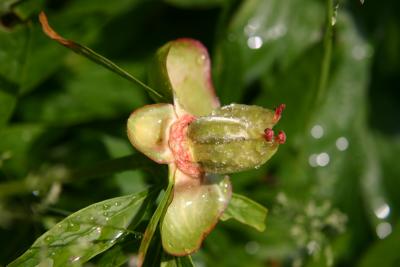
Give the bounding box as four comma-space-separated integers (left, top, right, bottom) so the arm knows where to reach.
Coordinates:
0, 0, 399, 266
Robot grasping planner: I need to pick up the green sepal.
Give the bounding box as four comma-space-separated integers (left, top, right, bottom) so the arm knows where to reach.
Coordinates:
149, 38, 220, 116
127, 104, 176, 164
161, 170, 231, 256
221, 193, 268, 232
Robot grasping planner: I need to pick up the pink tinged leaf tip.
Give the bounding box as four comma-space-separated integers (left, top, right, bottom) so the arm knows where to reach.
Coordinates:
275, 131, 286, 144
264, 128, 274, 141
273, 104, 286, 122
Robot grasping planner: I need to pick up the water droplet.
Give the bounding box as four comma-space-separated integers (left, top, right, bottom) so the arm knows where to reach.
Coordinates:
247, 36, 263, 50
102, 204, 110, 210
114, 231, 124, 240
114, 201, 121, 206
316, 152, 330, 167
44, 235, 54, 244
32, 190, 40, 197
197, 54, 206, 65
376, 222, 392, 239
103, 211, 109, 217
67, 221, 80, 232
331, 4, 339, 26
95, 226, 102, 234
69, 256, 81, 263
310, 125, 324, 139
336, 137, 349, 151
184, 200, 193, 208
374, 203, 391, 219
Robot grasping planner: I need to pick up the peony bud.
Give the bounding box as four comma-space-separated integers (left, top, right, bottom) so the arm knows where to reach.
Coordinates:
187, 104, 285, 174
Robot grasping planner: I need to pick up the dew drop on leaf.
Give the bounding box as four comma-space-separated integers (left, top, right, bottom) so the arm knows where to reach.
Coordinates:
44, 235, 54, 244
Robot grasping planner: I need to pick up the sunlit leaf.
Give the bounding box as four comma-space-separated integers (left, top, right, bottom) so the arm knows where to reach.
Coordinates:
8, 190, 152, 267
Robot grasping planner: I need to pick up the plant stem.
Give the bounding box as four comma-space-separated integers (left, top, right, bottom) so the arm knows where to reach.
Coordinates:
38, 12, 165, 101
315, 0, 334, 109
137, 165, 175, 267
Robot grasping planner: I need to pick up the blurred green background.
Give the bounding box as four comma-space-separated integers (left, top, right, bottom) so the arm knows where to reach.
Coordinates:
0, 0, 399, 266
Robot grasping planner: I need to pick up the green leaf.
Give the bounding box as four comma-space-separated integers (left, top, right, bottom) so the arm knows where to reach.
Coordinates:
0, 81, 17, 127
97, 245, 127, 267
0, 124, 45, 176
18, 57, 147, 125
0, 154, 157, 198
38, 12, 165, 101
358, 222, 400, 267
161, 171, 231, 256
149, 39, 220, 116
214, 0, 325, 99
8, 190, 152, 267
220, 193, 268, 232
138, 167, 175, 266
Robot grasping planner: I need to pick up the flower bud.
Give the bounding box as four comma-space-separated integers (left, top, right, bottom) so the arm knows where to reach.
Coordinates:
187, 104, 286, 174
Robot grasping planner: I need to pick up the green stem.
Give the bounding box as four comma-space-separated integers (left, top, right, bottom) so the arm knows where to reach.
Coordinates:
39, 12, 165, 101
315, 0, 334, 108
67, 43, 165, 100
137, 165, 175, 267
301, 0, 334, 137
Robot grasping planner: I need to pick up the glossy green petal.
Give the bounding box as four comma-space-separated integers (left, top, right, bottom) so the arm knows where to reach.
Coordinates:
161, 170, 231, 255
149, 38, 220, 116
127, 104, 176, 164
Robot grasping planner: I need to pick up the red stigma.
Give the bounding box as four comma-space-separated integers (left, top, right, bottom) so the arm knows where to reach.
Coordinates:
264, 128, 274, 141
275, 131, 286, 144
273, 104, 286, 122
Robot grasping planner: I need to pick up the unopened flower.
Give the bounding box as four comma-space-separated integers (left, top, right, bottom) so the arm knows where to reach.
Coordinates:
127, 38, 286, 257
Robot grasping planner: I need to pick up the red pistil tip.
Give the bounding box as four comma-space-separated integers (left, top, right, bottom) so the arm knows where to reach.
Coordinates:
264, 128, 274, 141
273, 104, 286, 122
275, 130, 286, 144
